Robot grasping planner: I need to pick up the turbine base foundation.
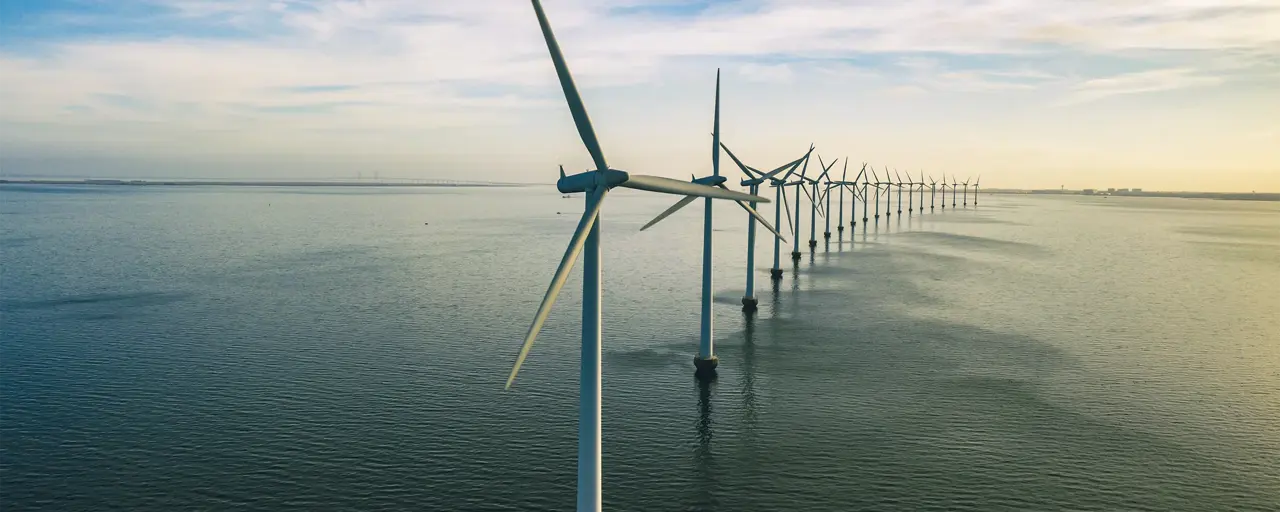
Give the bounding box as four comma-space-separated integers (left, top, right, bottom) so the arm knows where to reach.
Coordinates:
693, 356, 719, 380
808, 240, 817, 249
741, 297, 758, 312
823, 232, 831, 239
790, 251, 802, 261
770, 268, 784, 279
837, 226, 844, 233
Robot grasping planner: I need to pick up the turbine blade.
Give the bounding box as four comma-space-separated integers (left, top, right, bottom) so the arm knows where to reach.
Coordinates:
530, 0, 609, 172
559, 165, 566, 179
639, 195, 697, 231
818, 157, 836, 182
801, 186, 825, 218
506, 187, 607, 389
760, 155, 804, 181
718, 184, 786, 241
621, 174, 769, 203
719, 142, 757, 178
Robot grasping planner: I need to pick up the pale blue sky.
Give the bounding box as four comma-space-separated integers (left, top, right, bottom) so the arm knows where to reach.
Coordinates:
1, 0, 1277, 191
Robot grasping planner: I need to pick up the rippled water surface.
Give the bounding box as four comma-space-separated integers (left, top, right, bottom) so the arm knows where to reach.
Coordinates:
2, 185, 1278, 511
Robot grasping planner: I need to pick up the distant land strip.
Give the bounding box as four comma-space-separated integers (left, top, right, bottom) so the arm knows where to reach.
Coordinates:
0, 178, 532, 188
984, 188, 1280, 202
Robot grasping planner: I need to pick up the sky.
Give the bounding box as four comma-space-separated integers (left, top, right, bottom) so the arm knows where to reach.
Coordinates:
1, 0, 1278, 191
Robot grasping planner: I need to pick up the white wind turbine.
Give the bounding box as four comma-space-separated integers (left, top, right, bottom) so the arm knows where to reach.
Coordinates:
506, 2, 771, 511
918, 170, 925, 213
806, 155, 836, 250
828, 161, 866, 232
638, 72, 784, 370
720, 143, 806, 310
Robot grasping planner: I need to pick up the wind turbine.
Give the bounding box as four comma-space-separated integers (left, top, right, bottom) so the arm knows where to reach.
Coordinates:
929, 175, 937, 212
836, 159, 847, 234
894, 169, 905, 216
963, 176, 971, 207
787, 152, 811, 262
870, 167, 884, 221
639, 71, 785, 377
824, 159, 840, 240
918, 170, 925, 213
766, 145, 812, 276
807, 155, 836, 249
833, 161, 866, 232
939, 177, 946, 210
974, 175, 981, 206
905, 169, 914, 215
506, 3, 770, 511
951, 175, 959, 207
861, 169, 870, 224
719, 142, 803, 311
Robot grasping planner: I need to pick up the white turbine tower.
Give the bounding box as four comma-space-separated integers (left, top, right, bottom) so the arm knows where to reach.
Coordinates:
720, 143, 805, 310
974, 174, 982, 206
918, 170, 926, 213
506, 2, 771, 511
767, 145, 811, 275
930, 175, 937, 212
806, 155, 836, 250
788, 152, 812, 262
638, 71, 783, 377
828, 163, 866, 232
824, 158, 841, 240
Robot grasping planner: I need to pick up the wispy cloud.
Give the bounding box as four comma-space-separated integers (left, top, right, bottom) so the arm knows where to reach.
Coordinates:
1, 0, 1277, 186
1058, 68, 1225, 105
737, 63, 793, 83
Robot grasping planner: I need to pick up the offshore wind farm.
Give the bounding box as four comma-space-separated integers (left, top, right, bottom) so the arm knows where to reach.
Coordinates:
3, 1, 1280, 512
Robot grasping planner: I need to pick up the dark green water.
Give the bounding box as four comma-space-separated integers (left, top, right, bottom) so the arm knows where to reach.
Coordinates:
2, 185, 1277, 511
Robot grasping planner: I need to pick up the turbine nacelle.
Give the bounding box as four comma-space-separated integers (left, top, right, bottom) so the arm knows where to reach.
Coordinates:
557, 169, 630, 193
695, 175, 728, 187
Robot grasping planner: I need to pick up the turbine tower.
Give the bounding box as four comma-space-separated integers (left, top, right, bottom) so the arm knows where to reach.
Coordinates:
506, 4, 770, 511
906, 169, 914, 215
929, 175, 937, 212
918, 170, 925, 213
789, 153, 811, 262
638, 72, 783, 378
806, 155, 835, 250
895, 169, 904, 216
719, 143, 801, 311
861, 169, 870, 224
836, 159, 847, 234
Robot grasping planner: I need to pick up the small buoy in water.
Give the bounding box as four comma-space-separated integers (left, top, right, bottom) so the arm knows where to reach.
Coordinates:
424, 222, 429, 225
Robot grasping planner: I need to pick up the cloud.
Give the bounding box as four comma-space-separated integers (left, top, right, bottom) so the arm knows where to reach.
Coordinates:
737, 63, 793, 83
1, 0, 1278, 182
882, 85, 928, 97
1058, 68, 1225, 105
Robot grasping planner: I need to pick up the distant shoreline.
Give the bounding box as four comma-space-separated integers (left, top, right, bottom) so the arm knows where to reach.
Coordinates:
0, 178, 532, 188
984, 189, 1280, 202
